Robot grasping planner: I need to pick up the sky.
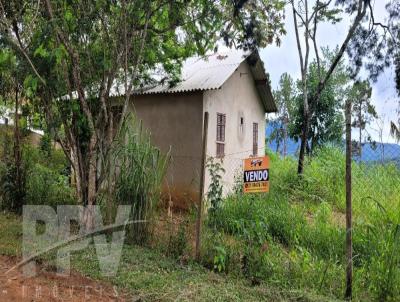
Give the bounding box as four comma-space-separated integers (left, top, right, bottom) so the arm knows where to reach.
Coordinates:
260, 0, 399, 144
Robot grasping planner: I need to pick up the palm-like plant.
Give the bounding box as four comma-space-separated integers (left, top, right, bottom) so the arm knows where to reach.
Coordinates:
390, 121, 400, 142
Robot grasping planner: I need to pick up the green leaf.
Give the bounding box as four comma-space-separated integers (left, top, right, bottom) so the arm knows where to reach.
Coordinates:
34, 44, 49, 58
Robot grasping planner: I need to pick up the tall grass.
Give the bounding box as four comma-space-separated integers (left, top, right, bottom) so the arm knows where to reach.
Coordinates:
100, 113, 170, 243
205, 146, 400, 300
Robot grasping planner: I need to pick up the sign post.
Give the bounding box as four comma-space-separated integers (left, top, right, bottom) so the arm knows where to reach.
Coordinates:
243, 156, 270, 193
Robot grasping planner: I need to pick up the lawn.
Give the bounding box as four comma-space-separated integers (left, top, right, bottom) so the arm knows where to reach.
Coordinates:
0, 212, 338, 302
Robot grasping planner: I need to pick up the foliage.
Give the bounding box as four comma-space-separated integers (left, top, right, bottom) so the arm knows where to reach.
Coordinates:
101, 113, 169, 244
0, 122, 72, 209
213, 245, 228, 273
26, 163, 75, 207
167, 221, 188, 260
391, 121, 400, 143
289, 49, 348, 152
232, 168, 244, 196
39, 131, 52, 157
0, 131, 27, 213
0, 0, 286, 215
271, 73, 296, 156
349, 80, 377, 155
0, 213, 335, 302
206, 157, 225, 214
205, 146, 400, 300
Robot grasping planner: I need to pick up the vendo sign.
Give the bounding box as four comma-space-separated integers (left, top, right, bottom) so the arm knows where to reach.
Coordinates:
243, 156, 270, 193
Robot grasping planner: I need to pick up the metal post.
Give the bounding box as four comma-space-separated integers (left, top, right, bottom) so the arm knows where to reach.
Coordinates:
345, 99, 353, 300
195, 111, 208, 260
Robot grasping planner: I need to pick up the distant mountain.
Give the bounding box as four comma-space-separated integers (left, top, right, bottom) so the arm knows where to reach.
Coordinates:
265, 124, 300, 155
265, 124, 400, 166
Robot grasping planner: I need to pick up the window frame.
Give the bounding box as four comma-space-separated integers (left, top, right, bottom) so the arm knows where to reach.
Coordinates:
253, 122, 258, 156
216, 113, 226, 158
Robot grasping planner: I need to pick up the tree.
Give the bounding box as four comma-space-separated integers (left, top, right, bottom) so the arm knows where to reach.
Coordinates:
0, 46, 28, 212
0, 0, 286, 228
349, 80, 377, 158
290, 0, 386, 175
271, 73, 296, 157
347, 1, 399, 144
289, 49, 349, 153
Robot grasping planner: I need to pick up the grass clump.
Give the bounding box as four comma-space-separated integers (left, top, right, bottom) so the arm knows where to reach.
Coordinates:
204, 146, 400, 301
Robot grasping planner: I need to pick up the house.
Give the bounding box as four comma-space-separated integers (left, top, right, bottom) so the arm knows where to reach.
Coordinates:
128, 50, 276, 208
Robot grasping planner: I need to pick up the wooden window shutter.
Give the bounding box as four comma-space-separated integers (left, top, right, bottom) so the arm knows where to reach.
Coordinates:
253, 122, 258, 156
216, 113, 226, 157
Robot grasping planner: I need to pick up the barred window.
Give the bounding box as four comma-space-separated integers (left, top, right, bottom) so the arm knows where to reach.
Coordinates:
216, 113, 226, 157
253, 122, 258, 156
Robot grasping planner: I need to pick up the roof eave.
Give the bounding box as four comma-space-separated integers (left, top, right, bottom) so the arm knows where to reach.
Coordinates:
246, 51, 277, 113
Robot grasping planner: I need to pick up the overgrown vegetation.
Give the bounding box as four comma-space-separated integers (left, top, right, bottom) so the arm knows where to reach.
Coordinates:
203, 147, 400, 301
0, 128, 74, 211
1, 122, 400, 301
100, 113, 170, 243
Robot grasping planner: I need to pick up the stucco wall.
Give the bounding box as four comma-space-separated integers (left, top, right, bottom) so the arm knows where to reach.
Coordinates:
131, 91, 204, 208
203, 62, 266, 195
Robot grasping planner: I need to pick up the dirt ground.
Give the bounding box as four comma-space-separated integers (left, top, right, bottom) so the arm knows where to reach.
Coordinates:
0, 256, 131, 301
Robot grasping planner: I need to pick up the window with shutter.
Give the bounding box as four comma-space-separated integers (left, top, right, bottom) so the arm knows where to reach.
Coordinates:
253, 122, 258, 156
216, 113, 226, 157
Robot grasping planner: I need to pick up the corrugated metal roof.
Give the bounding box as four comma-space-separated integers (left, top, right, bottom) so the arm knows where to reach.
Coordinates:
138, 50, 250, 94
134, 49, 277, 113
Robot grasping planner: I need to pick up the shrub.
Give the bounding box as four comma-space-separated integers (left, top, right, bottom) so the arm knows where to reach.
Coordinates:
26, 163, 75, 207
101, 113, 169, 244
167, 221, 188, 259
206, 157, 225, 214
205, 146, 400, 299
0, 131, 27, 213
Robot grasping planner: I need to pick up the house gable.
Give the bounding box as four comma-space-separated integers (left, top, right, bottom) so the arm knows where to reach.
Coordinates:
203, 61, 267, 195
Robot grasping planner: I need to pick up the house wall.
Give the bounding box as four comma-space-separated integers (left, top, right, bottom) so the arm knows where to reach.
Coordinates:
131, 91, 204, 208
203, 62, 266, 195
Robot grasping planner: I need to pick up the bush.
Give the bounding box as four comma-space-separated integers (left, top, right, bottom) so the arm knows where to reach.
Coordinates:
0, 131, 27, 213
167, 221, 188, 259
101, 113, 169, 244
205, 146, 400, 300
26, 163, 75, 207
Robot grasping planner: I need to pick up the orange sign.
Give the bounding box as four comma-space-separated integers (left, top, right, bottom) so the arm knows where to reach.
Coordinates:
243, 156, 270, 193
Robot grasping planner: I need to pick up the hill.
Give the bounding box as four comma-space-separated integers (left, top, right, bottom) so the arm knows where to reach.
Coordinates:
266, 125, 400, 166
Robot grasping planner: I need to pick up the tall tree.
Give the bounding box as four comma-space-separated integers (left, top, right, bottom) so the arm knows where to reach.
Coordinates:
0, 46, 27, 212
290, 0, 386, 174
349, 80, 377, 158
272, 73, 296, 157
347, 1, 399, 143
289, 49, 349, 153
0, 0, 285, 228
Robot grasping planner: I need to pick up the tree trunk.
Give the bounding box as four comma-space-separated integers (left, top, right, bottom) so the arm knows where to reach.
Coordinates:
283, 116, 288, 158
276, 133, 281, 154
14, 85, 22, 211
359, 103, 362, 160
297, 85, 309, 175
82, 135, 98, 231
345, 99, 353, 300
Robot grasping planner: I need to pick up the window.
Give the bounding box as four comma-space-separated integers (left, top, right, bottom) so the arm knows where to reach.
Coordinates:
216, 113, 226, 157
239, 117, 244, 134
253, 122, 258, 156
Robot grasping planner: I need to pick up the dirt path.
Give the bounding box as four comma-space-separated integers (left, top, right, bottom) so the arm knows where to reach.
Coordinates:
0, 255, 131, 301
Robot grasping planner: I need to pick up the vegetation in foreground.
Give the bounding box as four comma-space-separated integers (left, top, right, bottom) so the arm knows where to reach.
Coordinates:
203, 147, 400, 302
1, 135, 400, 301
0, 212, 336, 302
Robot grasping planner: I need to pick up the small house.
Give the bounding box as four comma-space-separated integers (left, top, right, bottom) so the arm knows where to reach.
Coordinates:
130, 50, 277, 207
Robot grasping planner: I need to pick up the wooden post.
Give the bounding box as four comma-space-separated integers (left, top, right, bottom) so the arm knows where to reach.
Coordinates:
195, 111, 208, 260
345, 99, 353, 300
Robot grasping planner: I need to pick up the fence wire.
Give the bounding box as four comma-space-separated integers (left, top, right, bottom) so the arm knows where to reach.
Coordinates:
166, 142, 400, 207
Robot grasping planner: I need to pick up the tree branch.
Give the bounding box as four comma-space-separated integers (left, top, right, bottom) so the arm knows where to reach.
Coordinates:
292, 2, 304, 75
317, 0, 367, 96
